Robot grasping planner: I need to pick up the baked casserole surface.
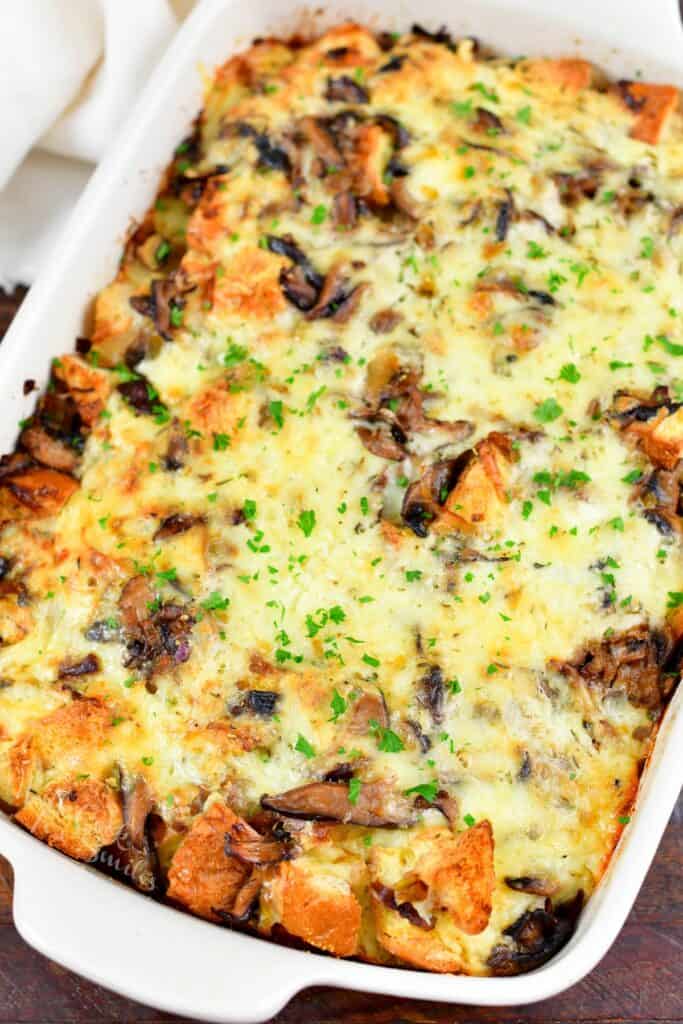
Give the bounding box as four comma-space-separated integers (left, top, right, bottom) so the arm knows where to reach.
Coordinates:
1, 23, 682, 974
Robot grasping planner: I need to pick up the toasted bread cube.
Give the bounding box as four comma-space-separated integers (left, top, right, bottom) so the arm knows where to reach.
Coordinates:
263, 859, 362, 956
371, 896, 467, 972
0, 735, 37, 807
417, 821, 495, 934
521, 58, 593, 95
642, 407, 683, 469
369, 821, 495, 969
622, 82, 678, 144
167, 800, 251, 921
441, 440, 508, 531
1, 468, 78, 519
16, 777, 123, 861
54, 355, 111, 426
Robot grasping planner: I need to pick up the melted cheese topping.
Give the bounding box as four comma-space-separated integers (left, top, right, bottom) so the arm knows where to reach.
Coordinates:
0, 24, 681, 974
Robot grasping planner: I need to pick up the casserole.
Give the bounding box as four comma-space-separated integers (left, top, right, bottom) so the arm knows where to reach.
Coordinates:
0, 0, 679, 1019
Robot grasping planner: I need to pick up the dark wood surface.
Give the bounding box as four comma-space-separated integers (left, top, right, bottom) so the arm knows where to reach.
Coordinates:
0, 285, 681, 1024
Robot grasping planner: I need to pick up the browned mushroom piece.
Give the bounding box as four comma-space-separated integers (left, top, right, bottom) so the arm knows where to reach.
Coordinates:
356, 426, 406, 461
471, 106, 505, 134
299, 116, 344, 168
129, 272, 194, 340
224, 819, 293, 865
119, 773, 160, 893
58, 653, 101, 679
355, 351, 473, 464
118, 575, 195, 675
18, 426, 78, 473
325, 75, 370, 104
418, 664, 445, 723
119, 575, 155, 632
369, 309, 403, 334
164, 418, 189, 471
333, 191, 358, 229
551, 622, 675, 710
304, 264, 365, 322
372, 881, 434, 930
389, 176, 422, 219
261, 780, 415, 827
669, 205, 683, 237
488, 891, 584, 975
552, 170, 602, 206
331, 283, 369, 324
348, 690, 390, 733
505, 875, 559, 897
154, 512, 204, 539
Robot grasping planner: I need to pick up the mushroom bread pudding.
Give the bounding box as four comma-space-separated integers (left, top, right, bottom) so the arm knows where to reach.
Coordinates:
1, 21, 683, 976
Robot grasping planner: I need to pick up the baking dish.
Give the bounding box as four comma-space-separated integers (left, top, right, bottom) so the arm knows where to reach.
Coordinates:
1, 0, 682, 1018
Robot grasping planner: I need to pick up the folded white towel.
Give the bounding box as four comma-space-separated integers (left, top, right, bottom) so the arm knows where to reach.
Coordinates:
0, 0, 195, 291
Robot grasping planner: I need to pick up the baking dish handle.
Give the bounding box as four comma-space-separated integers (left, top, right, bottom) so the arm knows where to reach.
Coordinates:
5, 825, 326, 1024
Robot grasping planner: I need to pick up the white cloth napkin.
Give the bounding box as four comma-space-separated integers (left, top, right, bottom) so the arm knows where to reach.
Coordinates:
0, 0, 196, 291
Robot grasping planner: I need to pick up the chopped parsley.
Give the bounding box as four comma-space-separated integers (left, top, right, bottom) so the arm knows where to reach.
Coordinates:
295, 734, 316, 758
297, 509, 316, 537
405, 781, 439, 802
533, 397, 563, 423
201, 592, 230, 611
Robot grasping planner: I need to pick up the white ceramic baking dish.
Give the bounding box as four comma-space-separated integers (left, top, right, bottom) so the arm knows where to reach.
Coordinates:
1, 0, 682, 1019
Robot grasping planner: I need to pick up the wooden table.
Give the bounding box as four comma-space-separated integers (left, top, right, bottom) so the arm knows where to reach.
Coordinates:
0, 286, 681, 1024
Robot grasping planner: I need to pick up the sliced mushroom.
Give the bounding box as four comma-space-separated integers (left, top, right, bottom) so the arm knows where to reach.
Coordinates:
305, 264, 366, 322
154, 513, 203, 539
372, 881, 433, 930
299, 116, 344, 168
348, 690, 389, 734
261, 780, 414, 827
19, 426, 78, 473
551, 622, 674, 710
356, 426, 406, 461
378, 54, 407, 73
224, 819, 293, 865
495, 192, 515, 241
333, 191, 358, 229
472, 107, 505, 134
369, 309, 403, 334
389, 177, 422, 220
129, 273, 193, 340
552, 170, 601, 207
505, 876, 559, 897
226, 122, 291, 173
58, 653, 101, 678
325, 75, 370, 104
230, 689, 280, 718
411, 23, 454, 47
164, 418, 189, 471
418, 664, 444, 723
488, 891, 584, 975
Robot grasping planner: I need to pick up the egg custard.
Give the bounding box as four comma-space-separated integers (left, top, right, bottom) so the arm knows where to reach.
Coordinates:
0, 23, 682, 975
